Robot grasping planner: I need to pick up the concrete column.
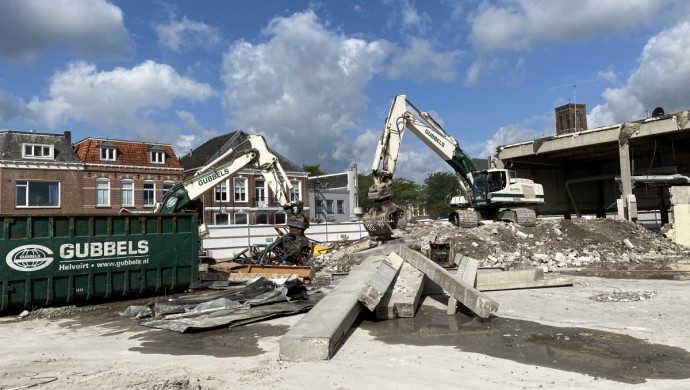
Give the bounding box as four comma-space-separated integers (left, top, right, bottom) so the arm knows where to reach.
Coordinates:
666, 186, 690, 247
618, 142, 633, 220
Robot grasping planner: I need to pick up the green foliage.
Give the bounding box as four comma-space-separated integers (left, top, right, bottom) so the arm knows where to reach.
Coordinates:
391, 178, 420, 205
302, 164, 326, 177
357, 174, 374, 212
423, 171, 458, 218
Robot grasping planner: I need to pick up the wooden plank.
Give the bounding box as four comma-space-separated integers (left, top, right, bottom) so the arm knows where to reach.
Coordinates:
447, 255, 479, 315
401, 247, 498, 318
357, 253, 404, 311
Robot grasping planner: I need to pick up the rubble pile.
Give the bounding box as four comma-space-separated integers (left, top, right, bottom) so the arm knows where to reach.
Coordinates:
314, 219, 690, 273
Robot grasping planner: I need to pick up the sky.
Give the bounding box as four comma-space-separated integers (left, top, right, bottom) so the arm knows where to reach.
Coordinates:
2, 0, 690, 183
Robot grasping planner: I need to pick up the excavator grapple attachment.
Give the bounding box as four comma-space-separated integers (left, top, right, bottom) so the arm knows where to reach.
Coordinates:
363, 201, 406, 239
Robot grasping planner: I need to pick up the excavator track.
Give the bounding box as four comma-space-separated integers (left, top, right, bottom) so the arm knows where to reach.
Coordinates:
450, 210, 479, 228
514, 208, 537, 227
363, 201, 406, 239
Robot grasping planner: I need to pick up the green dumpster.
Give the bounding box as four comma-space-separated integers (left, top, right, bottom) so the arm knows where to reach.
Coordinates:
0, 214, 199, 311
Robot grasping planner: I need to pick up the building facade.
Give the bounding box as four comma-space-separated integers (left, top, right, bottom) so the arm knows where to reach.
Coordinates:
0, 131, 84, 214
555, 103, 588, 135
179, 130, 308, 225
308, 165, 360, 222
73, 138, 183, 213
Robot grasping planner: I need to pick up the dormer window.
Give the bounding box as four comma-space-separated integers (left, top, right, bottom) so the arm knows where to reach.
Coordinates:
150, 145, 166, 164
99, 141, 117, 161
23, 144, 54, 159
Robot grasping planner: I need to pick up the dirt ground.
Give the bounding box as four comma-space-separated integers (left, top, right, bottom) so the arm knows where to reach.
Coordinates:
2, 219, 690, 389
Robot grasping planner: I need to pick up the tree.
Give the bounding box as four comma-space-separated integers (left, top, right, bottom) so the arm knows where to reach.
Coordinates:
302, 164, 326, 177
423, 171, 458, 218
357, 174, 374, 212
391, 178, 420, 206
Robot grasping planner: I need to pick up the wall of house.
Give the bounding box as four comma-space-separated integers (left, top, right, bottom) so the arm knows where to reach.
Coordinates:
0, 168, 83, 214
81, 170, 181, 213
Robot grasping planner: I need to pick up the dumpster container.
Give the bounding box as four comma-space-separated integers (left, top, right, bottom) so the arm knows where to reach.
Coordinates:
1, 213, 198, 311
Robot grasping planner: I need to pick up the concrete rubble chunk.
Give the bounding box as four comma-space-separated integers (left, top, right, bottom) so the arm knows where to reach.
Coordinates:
375, 261, 426, 319
447, 255, 479, 315
279, 255, 387, 362
357, 252, 404, 311
400, 247, 498, 318
476, 269, 574, 291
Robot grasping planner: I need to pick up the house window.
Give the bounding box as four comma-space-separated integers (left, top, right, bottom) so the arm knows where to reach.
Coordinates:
16, 180, 59, 207
215, 180, 228, 202
256, 213, 268, 224
234, 211, 248, 225
326, 200, 334, 213
337, 200, 344, 214
150, 151, 165, 164
275, 212, 286, 225
162, 181, 174, 194
214, 212, 228, 225
234, 177, 247, 202
315, 199, 323, 214
290, 179, 301, 201
143, 181, 155, 207
22, 144, 53, 159
100, 147, 116, 161
255, 179, 267, 206
96, 178, 110, 206
121, 180, 134, 207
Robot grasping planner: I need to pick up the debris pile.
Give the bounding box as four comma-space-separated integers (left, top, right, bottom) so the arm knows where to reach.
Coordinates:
314, 219, 690, 274
590, 290, 657, 302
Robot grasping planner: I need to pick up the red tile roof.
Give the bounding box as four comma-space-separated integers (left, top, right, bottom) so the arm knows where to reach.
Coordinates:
73, 138, 182, 168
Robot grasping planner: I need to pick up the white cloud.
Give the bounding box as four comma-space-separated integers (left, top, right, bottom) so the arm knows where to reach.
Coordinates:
466, 56, 505, 86
386, 38, 464, 82
482, 124, 540, 157
597, 69, 618, 84
470, 0, 673, 52
0, 0, 130, 62
221, 10, 391, 174
154, 15, 222, 52
26, 61, 215, 140
589, 20, 690, 127
175, 110, 220, 151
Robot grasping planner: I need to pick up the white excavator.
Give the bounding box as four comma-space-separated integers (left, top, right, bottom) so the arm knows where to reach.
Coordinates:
365, 95, 545, 239
155, 133, 312, 264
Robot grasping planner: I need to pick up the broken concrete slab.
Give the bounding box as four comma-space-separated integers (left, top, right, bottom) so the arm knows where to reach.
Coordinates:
400, 247, 498, 318
358, 253, 404, 311
348, 243, 405, 265
375, 261, 426, 319
279, 255, 387, 362
447, 255, 479, 315
475, 269, 574, 291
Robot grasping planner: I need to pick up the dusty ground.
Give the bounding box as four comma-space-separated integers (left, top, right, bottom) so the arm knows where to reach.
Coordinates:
2, 220, 690, 389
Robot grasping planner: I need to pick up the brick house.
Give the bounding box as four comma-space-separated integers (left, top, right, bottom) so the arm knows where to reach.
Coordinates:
73, 138, 183, 213
179, 130, 309, 225
0, 130, 84, 214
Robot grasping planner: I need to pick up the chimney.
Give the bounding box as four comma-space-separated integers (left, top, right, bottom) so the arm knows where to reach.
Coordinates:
64, 130, 72, 145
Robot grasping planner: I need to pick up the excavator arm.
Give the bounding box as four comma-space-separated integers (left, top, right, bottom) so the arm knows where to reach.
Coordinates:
365, 95, 478, 238
155, 134, 308, 231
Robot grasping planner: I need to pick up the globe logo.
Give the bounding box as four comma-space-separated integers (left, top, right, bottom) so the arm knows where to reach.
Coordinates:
5, 245, 54, 272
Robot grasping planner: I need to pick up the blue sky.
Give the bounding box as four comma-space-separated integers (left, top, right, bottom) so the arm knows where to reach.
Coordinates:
2, 1, 690, 182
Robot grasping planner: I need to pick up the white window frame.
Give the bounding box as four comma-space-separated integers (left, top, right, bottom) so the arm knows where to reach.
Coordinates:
290, 179, 302, 201
22, 144, 54, 160
162, 180, 174, 195
143, 180, 156, 207
215, 180, 228, 202
275, 211, 286, 225
337, 200, 344, 214
233, 211, 248, 225
121, 180, 134, 207
234, 177, 247, 202
214, 212, 229, 225
96, 178, 110, 207
326, 199, 334, 214
15, 180, 60, 208
99, 147, 116, 161
150, 151, 165, 164
256, 212, 269, 225
255, 178, 267, 207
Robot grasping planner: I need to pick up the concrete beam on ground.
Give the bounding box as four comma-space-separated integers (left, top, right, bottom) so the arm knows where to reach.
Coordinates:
400, 247, 498, 318
447, 255, 479, 315
375, 261, 426, 319
475, 269, 573, 291
279, 255, 387, 362
358, 252, 404, 311
348, 243, 405, 265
